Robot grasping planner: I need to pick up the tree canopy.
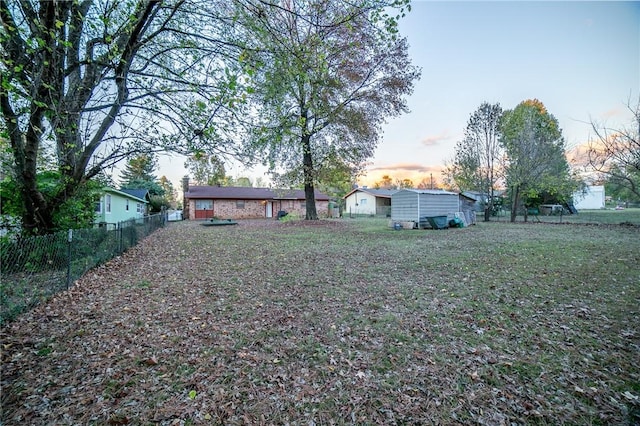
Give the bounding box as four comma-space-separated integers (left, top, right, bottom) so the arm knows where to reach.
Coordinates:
0, 0, 238, 234
229, 0, 420, 219
499, 99, 575, 221
184, 152, 227, 186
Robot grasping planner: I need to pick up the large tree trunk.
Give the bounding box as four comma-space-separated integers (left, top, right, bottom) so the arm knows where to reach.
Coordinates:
510, 185, 520, 223
484, 194, 493, 222
1, 0, 162, 235
301, 134, 318, 220
20, 176, 56, 236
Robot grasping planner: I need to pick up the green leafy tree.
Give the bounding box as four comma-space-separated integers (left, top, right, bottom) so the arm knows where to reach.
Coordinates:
231, 0, 420, 219
119, 154, 158, 186
499, 99, 574, 222
314, 149, 362, 206
185, 152, 227, 186
587, 97, 640, 201
0, 1, 237, 234
1, 171, 101, 230
445, 102, 503, 221
119, 154, 164, 201
159, 176, 177, 208
235, 177, 252, 187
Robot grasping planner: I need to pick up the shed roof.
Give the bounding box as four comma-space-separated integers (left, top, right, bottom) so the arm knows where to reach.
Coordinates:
184, 186, 330, 201
343, 188, 397, 199
394, 189, 459, 196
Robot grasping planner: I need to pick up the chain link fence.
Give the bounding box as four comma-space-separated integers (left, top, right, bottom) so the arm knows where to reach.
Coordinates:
488, 207, 640, 225
1, 214, 166, 324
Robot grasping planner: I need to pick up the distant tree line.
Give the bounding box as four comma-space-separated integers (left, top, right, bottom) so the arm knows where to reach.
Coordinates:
443, 98, 640, 222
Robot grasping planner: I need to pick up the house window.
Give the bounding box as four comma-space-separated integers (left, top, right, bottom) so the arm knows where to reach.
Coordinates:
300, 201, 305, 208
95, 200, 102, 213
196, 200, 213, 210
105, 195, 111, 213
126, 199, 129, 211
236, 200, 245, 209
137, 203, 143, 214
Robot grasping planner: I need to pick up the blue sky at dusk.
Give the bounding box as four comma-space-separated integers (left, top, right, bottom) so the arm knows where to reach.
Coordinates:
363, 0, 639, 185
159, 1, 639, 188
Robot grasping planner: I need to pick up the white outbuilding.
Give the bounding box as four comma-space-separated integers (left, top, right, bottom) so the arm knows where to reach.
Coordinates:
573, 185, 605, 210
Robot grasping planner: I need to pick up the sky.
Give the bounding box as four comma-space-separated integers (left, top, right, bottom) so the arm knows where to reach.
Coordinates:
156, 1, 640, 190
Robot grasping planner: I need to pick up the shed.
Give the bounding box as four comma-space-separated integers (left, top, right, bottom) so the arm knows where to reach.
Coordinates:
572, 185, 605, 210
391, 189, 460, 228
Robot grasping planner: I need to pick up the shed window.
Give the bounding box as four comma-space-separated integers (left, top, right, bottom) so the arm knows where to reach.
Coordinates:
360, 199, 368, 205
236, 200, 245, 209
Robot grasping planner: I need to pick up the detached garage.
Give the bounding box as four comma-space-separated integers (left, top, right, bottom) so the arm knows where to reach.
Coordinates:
391, 189, 460, 228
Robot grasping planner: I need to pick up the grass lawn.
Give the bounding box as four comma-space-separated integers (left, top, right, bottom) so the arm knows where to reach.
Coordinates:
1, 218, 639, 425
494, 207, 640, 225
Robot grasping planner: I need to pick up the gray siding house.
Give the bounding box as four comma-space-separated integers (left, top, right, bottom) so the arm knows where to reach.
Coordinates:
391, 189, 460, 228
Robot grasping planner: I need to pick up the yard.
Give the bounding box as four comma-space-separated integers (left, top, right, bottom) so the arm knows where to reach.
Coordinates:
1, 218, 639, 425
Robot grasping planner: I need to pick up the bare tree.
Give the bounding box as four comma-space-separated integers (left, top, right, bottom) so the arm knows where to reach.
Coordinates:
445, 102, 503, 221
587, 98, 640, 200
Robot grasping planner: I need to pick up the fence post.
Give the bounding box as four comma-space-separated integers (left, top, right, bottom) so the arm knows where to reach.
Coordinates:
118, 221, 123, 254
66, 229, 73, 289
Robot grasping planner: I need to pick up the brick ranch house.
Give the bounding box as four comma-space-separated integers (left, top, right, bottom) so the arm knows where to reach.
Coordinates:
182, 180, 331, 220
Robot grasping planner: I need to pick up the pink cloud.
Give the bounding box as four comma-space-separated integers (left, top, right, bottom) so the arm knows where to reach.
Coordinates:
368, 163, 443, 173
421, 131, 452, 146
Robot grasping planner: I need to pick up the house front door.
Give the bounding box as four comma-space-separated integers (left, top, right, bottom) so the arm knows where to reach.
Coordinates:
266, 201, 273, 218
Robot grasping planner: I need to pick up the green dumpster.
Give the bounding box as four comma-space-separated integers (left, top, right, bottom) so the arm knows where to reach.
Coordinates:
426, 216, 448, 230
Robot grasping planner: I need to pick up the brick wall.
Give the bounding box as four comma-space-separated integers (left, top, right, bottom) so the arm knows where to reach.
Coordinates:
213, 200, 265, 219
188, 199, 330, 220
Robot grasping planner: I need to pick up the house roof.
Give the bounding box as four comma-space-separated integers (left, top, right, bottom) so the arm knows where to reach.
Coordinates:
461, 190, 507, 200
120, 188, 150, 201
184, 186, 330, 201
104, 187, 148, 203
343, 188, 397, 199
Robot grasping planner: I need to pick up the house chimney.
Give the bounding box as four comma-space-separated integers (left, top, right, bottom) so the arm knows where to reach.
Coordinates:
182, 176, 190, 192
